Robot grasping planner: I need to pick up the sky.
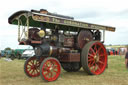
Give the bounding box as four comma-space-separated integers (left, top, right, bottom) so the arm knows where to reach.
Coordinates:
0, 0, 128, 50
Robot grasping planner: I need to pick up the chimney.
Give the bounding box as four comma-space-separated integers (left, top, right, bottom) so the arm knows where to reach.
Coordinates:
40, 9, 48, 14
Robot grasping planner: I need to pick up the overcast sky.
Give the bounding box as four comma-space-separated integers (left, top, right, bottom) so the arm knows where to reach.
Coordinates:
0, 0, 128, 50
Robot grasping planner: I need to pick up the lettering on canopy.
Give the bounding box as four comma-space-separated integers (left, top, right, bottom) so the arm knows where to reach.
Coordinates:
32, 14, 106, 30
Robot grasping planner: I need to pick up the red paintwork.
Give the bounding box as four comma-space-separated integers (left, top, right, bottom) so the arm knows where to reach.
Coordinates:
25, 57, 40, 77
87, 42, 107, 75
41, 58, 61, 81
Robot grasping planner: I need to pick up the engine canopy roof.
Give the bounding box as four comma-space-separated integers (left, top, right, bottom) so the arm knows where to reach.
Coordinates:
8, 9, 115, 32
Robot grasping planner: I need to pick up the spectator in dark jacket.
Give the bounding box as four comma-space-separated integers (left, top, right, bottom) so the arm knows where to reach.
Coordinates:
125, 51, 128, 69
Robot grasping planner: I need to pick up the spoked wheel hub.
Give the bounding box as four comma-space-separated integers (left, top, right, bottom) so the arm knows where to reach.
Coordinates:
94, 54, 100, 63
81, 41, 107, 75
40, 57, 61, 82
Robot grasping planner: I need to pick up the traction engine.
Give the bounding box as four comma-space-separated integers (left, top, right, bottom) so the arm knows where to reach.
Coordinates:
8, 9, 115, 81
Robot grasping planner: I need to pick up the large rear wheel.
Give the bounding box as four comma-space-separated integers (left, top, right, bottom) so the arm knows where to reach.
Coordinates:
40, 57, 61, 82
81, 41, 107, 75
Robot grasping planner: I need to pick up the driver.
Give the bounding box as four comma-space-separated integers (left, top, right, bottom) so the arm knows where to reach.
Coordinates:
95, 30, 101, 41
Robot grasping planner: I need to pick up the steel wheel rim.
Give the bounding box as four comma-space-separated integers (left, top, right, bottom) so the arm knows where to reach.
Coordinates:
41, 58, 61, 81
25, 57, 40, 77
87, 42, 107, 75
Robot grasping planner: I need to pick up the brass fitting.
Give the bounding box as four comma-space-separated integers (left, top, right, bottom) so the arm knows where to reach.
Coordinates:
38, 30, 45, 38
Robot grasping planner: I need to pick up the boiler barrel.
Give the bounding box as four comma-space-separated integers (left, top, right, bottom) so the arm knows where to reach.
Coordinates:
34, 44, 70, 57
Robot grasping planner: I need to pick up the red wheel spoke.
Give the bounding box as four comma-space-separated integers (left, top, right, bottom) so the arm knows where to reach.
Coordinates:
35, 69, 39, 73
45, 63, 49, 67
50, 72, 53, 78
89, 61, 95, 67
53, 65, 57, 69
43, 67, 49, 72
46, 61, 52, 68
24, 57, 41, 77
97, 47, 102, 54
88, 53, 94, 57
31, 69, 34, 74
98, 61, 104, 65
88, 58, 94, 62
44, 72, 49, 77
40, 57, 61, 81
88, 61, 92, 66
27, 64, 32, 67
27, 68, 31, 72
93, 64, 96, 72
53, 69, 58, 73
90, 48, 96, 55
96, 64, 101, 72
94, 44, 98, 53
49, 61, 54, 67
90, 64, 97, 72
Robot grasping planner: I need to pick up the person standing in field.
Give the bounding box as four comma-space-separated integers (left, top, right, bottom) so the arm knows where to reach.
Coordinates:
125, 50, 128, 69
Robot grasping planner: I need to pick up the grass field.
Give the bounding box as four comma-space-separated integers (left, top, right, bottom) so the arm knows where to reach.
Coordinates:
0, 56, 128, 85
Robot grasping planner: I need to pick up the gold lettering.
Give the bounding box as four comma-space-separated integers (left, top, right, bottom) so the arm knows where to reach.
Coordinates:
81, 23, 88, 28
33, 15, 40, 20
53, 18, 60, 23
90, 25, 106, 30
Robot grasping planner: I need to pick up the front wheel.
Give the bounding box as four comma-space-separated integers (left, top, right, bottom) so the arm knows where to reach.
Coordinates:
40, 57, 61, 82
24, 57, 41, 77
81, 41, 107, 75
